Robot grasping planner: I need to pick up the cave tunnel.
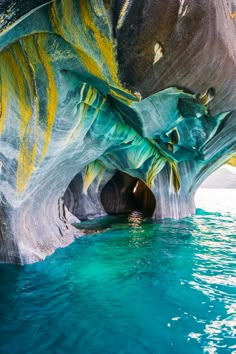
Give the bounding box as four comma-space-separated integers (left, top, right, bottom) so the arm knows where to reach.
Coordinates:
64, 170, 156, 221
101, 171, 156, 217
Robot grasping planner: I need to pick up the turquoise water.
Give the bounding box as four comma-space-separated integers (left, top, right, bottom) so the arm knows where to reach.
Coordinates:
0, 210, 235, 354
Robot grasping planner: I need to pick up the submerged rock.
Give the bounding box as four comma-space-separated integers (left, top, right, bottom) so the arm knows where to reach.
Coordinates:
0, 0, 235, 263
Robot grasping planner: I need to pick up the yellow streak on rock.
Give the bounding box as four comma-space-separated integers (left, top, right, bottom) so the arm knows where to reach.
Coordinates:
83, 160, 105, 194
16, 128, 38, 193
36, 35, 58, 161
11, 43, 33, 140
230, 11, 236, 20
80, 1, 119, 85
15, 38, 40, 193
50, 2, 104, 81
84, 85, 97, 107
50, 1, 136, 104
169, 161, 180, 193
146, 156, 166, 189
64, 85, 97, 144
11, 43, 38, 193
79, 1, 137, 104
109, 88, 135, 105
0, 46, 40, 193
0, 58, 9, 135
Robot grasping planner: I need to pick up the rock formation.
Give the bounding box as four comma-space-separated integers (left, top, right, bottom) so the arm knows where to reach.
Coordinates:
0, 0, 235, 263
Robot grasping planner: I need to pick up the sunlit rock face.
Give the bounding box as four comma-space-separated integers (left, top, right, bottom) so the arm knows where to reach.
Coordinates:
0, 0, 235, 263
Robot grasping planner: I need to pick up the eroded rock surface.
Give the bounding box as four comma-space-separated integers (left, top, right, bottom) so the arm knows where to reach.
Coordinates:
0, 0, 235, 263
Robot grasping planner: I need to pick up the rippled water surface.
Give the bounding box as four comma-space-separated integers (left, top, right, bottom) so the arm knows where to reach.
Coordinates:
0, 210, 235, 354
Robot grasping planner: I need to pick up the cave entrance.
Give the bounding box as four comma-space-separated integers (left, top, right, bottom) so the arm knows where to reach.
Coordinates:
101, 171, 156, 217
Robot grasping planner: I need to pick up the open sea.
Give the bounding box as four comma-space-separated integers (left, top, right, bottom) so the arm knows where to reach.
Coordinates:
0, 178, 235, 353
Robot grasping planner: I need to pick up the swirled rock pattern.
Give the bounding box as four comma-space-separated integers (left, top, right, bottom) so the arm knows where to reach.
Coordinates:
0, 0, 235, 263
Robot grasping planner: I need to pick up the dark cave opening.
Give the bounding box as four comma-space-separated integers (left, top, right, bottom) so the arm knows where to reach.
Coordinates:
101, 171, 156, 217
63, 170, 156, 222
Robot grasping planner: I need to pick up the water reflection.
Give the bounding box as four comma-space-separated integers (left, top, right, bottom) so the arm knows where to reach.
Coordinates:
128, 211, 144, 227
